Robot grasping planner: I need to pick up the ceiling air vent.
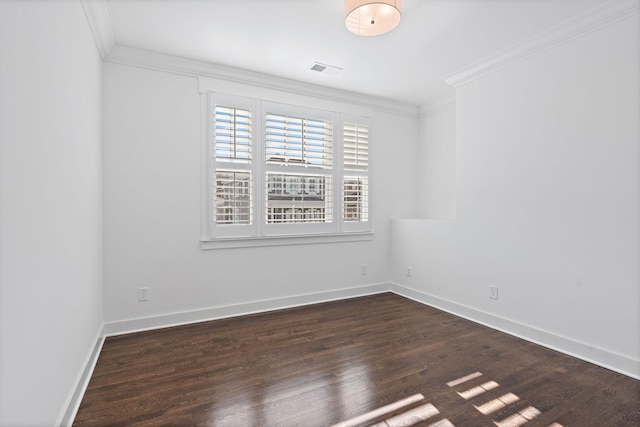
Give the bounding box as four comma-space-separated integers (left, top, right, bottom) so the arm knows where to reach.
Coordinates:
309, 62, 342, 75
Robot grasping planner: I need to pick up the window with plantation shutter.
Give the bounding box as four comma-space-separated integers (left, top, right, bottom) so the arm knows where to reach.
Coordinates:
205, 92, 372, 245
264, 106, 334, 227
343, 120, 370, 227
343, 122, 369, 171
265, 114, 333, 169
210, 95, 255, 237
214, 106, 252, 163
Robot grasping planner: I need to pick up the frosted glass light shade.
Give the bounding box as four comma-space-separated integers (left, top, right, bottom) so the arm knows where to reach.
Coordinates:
345, 0, 402, 36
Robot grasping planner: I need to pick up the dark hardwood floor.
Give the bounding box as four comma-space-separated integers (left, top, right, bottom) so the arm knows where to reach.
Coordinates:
74, 293, 640, 426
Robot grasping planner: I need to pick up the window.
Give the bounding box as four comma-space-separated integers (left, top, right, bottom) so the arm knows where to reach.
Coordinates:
264, 107, 334, 227
206, 93, 371, 244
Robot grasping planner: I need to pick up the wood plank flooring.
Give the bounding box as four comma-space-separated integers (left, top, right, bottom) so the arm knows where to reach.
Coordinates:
74, 293, 640, 426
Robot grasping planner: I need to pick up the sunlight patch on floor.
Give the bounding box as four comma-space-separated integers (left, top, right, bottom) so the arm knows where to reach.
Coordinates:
331, 393, 457, 427
457, 380, 500, 400
474, 392, 520, 415
493, 406, 541, 427
445, 372, 561, 427
370, 403, 439, 427
330, 394, 426, 427
446, 371, 483, 387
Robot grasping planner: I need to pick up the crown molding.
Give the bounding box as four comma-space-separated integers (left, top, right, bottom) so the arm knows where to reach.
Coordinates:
104, 45, 418, 118
418, 92, 456, 118
81, 0, 114, 59
443, 0, 640, 87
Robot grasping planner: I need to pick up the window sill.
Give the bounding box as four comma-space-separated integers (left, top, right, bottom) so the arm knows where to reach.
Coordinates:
200, 232, 374, 250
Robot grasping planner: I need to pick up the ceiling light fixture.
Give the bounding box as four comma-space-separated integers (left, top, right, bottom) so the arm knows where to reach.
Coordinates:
345, 0, 402, 37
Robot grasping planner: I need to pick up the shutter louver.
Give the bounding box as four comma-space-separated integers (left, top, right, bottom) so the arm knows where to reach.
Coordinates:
265, 113, 333, 169
215, 106, 252, 162
343, 122, 369, 171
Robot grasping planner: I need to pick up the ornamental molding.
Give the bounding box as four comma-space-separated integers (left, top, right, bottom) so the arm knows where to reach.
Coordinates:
81, 0, 114, 59
442, 0, 639, 87
105, 45, 418, 118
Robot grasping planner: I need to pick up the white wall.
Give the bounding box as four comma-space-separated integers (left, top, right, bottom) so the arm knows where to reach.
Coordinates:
392, 15, 639, 377
0, 1, 103, 425
418, 102, 456, 220
102, 61, 417, 327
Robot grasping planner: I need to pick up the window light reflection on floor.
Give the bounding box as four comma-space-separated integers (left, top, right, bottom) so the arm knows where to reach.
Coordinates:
370, 403, 439, 427
446, 371, 563, 427
494, 406, 542, 427
446, 371, 483, 387
428, 419, 456, 427
458, 380, 500, 400
330, 393, 457, 427
329, 393, 425, 427
474, 392, 520, 415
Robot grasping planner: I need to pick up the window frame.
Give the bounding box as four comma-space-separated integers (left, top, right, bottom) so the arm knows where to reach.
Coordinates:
208, 94, 257, 239
262, 101, 337, 236
201, 91, 373, 249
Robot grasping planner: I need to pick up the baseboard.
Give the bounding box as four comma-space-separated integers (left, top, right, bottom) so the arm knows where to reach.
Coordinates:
390, 283, 640, 380
57, 327, 106, 427
103, 283, 389, 337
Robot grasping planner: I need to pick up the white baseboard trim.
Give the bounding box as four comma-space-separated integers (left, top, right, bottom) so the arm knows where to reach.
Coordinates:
103, 283, 389, 337
390, 283, 640, 380
57, 327, 106, 427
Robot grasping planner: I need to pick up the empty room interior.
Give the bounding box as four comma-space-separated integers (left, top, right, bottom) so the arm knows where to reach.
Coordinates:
0, 0, 639, 426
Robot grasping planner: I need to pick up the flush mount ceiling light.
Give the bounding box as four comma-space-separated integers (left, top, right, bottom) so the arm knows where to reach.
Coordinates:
345, 0, 402, 37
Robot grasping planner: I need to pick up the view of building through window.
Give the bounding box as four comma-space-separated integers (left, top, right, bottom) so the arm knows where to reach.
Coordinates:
215, 171, 251, 225
344, 177, 368, 222
266, 174, 331, 223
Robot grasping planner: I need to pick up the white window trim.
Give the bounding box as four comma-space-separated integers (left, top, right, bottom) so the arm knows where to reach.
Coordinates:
201, 231, 374, 250
200, 89, 373, 249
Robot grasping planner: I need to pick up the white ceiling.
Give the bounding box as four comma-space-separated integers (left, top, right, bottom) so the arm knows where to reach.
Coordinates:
105, 0, 609, 106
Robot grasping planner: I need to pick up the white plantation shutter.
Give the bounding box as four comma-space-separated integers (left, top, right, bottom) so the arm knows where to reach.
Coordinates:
214, 106, 252, 162
265, 113, 333, 169
343, 119, 370, 226
343, 122, 369, 171
210, 95, 255, 235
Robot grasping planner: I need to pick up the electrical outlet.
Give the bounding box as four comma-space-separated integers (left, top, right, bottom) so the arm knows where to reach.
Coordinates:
406, 267, 413, 277
361, 264, 368, 275
489, 285, 499, 300
138, 287, 149, 302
